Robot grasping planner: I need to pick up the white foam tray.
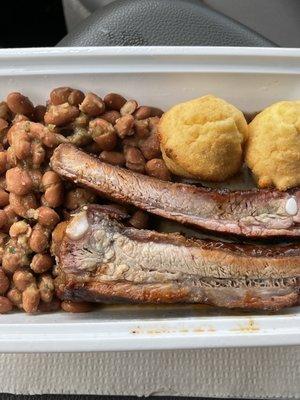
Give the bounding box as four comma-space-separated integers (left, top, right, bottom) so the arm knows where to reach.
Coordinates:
0, 46, 300, 352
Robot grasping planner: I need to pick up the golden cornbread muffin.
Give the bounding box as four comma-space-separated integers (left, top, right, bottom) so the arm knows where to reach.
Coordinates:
246, 101, 300, 191
158, 95, 248, 181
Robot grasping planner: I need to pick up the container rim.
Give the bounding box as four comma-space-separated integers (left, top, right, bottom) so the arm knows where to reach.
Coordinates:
1, 46, 300, 75
1, 46, 300, 56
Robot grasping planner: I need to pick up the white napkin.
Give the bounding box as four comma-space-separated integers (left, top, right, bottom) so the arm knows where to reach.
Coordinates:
0, 347, 299, 397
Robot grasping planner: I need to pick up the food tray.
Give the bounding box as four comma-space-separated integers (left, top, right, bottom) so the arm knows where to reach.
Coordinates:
0, 46, 299, 353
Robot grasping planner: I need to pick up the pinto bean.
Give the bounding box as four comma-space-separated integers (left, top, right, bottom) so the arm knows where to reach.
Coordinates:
0, 188, 9, 207
3, 205, 18, 228
37, 206, 60, 228
6, 167, 34, 195
13, 269, 35, 292
122, 135, 140, 147
9, 122, 58, 166
101, 110, 121, 125
68, 89, 85, 106
93, 129, 117, 151
44, 103, 80, 126
42, 171, 64, 208
0, 210, 8, 229
104, 93, 126, 111
89, 118, 117, 151
6, 147, 17, 168
120, 100, 138, 116
0, 268, 9, 294
134, 106, 164, 120
7, 288, 22, 309
115, 115, 134, 138
28, 170, 43, 191
38, 274, 54, 303
0, 176, 6, 190
0, 151, 7, 174
50, 87, 73, 105
30, 253, 53, 274
29, 224, 50, 253
79, 93, 105, 117
99, 151, 125, 166
133, 106, 152, 120
9, 192, 38, 218
134, 119, 150, 138
8, 125, 26, 151
34, 105, 47, 122
149, 107, 164, 117
0, 102, 10, 120
2, 244, 29, 274
124, 146, 145, 173
9, 220, 31, 238
0, 118, 8, 132
139, 133, 161, 160
52, 87, 84, 107
7, 92, 34, 116
89, 118, 114, 136
145, 158, 171, 181
32, 141, 46, 168
0, 296, 13, 313
148, 116, 160, 132
22, 284, 40, 313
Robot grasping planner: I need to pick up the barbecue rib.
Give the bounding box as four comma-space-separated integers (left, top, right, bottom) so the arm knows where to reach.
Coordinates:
55, 206, 300, 310
51, 144, 300, 238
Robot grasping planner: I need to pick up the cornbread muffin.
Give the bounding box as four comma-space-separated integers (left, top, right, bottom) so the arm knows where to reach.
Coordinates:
246, 101, 300, 191
158, 95, 248, 181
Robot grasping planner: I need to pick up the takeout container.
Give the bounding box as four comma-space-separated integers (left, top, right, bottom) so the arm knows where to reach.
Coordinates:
0, 46, 300, 352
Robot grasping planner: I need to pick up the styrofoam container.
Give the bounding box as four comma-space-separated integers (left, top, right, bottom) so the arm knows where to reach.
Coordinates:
0, 46, 300, 352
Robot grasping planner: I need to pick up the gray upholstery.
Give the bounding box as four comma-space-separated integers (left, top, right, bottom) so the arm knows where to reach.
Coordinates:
59, 0, 273, 46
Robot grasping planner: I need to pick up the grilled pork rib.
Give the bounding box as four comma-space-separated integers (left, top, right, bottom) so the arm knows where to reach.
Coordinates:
51, 144, 300, 238
55, 206, 300, 310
